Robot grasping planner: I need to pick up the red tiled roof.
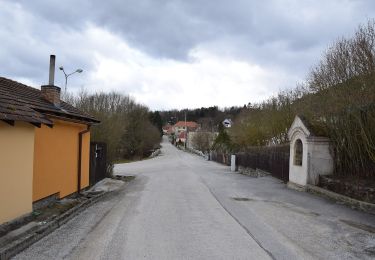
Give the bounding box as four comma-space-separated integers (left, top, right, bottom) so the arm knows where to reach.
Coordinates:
0, 77, 99, 125
174, 121, 198, 128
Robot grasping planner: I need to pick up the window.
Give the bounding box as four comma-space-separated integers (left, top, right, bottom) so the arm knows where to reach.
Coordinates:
294, 139, 303, 166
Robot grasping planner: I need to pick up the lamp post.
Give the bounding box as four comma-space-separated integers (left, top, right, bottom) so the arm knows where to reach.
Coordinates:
59, 66, 83, 92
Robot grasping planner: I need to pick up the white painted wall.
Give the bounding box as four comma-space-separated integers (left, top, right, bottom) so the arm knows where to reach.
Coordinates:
289, 131, 308, 186
307, 137, 334, 185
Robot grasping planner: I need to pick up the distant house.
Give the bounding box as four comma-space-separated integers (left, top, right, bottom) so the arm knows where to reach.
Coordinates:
173, 121, 199, 134
0, 56, 99, 224
222, 118, 233, 128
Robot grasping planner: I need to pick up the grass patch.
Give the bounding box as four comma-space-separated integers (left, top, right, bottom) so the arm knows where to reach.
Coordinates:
113, 158, 133, 164
33, 200, 80, 222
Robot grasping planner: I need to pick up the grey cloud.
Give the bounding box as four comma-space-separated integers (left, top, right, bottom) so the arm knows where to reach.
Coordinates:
16, 0, 350, 59
2, 0, 375, 92
14, 1, 375, 67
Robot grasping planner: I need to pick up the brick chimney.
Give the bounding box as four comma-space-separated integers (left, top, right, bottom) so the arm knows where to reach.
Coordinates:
41, 55, 61, 107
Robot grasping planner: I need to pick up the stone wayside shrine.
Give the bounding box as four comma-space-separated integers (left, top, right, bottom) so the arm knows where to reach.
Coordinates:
287, 115, 334, 189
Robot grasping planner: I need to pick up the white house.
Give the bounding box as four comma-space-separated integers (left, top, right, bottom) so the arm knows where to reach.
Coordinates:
222, 118, 233, 128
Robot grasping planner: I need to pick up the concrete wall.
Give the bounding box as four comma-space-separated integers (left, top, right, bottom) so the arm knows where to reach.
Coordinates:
307, 137, 334, 185
186, 132, 195, 149
33, 119, 90, 202
0, 121, 35, 224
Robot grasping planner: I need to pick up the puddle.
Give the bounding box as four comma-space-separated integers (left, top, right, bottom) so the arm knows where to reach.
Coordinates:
232, 197, 254, 201
340, 219, 375, 234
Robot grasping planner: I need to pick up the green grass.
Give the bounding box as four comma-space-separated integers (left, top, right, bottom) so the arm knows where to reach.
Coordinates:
113, 158, 133, 164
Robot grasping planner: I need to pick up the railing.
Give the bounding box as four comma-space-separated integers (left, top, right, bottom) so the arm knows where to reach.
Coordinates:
236, 145, 290, 182
210, 151, 231, 166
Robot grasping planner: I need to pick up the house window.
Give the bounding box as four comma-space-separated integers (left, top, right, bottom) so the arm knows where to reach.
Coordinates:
294, 139, 303, 166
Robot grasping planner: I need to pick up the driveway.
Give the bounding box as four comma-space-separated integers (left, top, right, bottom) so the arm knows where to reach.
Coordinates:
14, 137, 375, 259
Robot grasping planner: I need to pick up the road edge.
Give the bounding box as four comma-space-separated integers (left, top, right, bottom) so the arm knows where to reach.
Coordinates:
0, 191, 112, 260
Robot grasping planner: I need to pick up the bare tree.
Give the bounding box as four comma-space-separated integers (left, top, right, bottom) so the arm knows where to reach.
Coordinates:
191, 131, 215, 152
65, 91, 161, 173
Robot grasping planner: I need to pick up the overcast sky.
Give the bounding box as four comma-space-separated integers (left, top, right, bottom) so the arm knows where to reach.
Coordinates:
1, 0, 375, 110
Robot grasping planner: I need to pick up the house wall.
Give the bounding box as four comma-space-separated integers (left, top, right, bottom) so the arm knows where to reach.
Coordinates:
0, 121, 35, 224
33, 119, 90, 202
289, 132, 309, 186
174, 126, 185, 135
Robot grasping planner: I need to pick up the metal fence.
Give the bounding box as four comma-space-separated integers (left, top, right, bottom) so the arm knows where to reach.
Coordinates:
236, 145, 290, 182
210, 151, 231, 166
89, 142, 107, 186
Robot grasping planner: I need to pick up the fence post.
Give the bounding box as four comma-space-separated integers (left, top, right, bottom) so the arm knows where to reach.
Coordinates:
231, 154, 236, 172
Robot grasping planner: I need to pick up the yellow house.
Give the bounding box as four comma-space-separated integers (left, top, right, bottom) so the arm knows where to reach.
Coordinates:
0, 121, 35, 224
0, 82, 53, 224
28, 83, 99, 202
0, 61, 99, 224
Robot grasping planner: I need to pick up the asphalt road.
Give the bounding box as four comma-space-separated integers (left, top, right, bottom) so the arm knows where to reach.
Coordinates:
14, 137, 375, 259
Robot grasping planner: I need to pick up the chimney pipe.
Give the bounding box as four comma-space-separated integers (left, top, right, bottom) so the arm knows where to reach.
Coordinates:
49, 55, 56, 85
41, 54, 61, 107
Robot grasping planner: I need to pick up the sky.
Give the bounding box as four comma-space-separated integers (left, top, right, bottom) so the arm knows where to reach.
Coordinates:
1, 0, 375, 110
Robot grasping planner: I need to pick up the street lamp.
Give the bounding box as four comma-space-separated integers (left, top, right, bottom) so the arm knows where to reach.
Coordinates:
59, 66, 83, 92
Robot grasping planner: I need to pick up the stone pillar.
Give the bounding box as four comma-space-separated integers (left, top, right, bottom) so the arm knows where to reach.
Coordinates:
231, 154, 236, 172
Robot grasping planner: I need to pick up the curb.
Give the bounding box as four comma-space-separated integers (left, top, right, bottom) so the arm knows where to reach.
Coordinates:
287, 181, 307, 192
306, 184, 375, 215
0, 191, 112, 260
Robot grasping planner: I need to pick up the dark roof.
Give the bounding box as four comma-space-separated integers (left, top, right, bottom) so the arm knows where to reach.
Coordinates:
0, 77, 99, 126
0, 94, 53, 127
